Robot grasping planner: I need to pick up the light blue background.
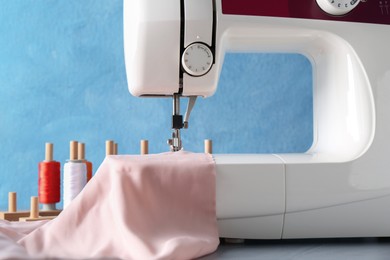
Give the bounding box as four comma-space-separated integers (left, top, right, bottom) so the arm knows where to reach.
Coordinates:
0, 1, 312, 210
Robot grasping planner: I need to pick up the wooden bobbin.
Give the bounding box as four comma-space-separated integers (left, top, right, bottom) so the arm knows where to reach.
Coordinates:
140, 140, 149, 155
204, 139, 212, 154
45, 143, 53, 162
8, 192, 17, 213
106, 140, 114, 156
70, 141, 78, 161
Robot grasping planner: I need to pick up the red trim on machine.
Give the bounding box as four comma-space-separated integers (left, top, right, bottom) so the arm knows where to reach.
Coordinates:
222, 0, 390, 25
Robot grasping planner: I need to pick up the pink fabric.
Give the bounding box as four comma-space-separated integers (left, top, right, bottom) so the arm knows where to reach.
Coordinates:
0, 220, 47, 259
15, 151, 219, 259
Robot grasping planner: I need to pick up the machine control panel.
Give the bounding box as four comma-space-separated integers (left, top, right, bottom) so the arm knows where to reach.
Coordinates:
222, 0, 390, 25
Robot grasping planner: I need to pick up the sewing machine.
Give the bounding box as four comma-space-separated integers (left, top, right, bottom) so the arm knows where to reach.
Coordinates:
124, 0, 390, 239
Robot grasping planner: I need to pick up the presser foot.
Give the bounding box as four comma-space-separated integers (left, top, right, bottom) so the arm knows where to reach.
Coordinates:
168, 129, 182, 152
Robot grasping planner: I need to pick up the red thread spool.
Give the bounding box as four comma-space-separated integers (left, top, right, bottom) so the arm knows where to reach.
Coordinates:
38, 143, 61, 204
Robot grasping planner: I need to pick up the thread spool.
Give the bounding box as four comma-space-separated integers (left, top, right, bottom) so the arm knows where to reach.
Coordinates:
204, 139, 212, 154
140, 140, 149, 155
63, 141, 87, 209
8, 192, 16, 213
78, 142, 93, 182
38, 143, 61, 211
106, 140, 114, 156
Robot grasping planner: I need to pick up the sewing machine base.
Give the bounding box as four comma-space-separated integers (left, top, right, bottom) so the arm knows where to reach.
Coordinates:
218, 196, 390, 239
216, 155, 390, 239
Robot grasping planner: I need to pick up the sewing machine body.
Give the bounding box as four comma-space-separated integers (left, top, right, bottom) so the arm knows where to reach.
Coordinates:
124, 0, 390, 239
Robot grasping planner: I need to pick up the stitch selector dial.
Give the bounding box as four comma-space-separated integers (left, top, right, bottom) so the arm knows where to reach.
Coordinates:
182, 43, 213, 77
316, 0, 360, 15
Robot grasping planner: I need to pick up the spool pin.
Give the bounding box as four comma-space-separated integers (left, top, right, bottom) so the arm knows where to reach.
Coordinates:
45, 143, 53, 162
114, 143, 118, 155
20, 196, 55, 222
78, 142, 93, 182
106, 140, 114, 156
8, 191, 16, 213
0, 192, 60, 221
0, 192, 29, 221
78, 142, 85, 160
140, 140, 149, 155
70, 141, 78, 161
204, 139, 212, 154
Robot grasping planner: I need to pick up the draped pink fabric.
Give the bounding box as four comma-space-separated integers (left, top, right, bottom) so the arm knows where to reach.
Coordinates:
14, 151, 219, 259
0, 220, 47, 259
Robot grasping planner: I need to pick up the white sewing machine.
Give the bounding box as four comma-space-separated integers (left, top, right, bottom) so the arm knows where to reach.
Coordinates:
124, 0, 390, 239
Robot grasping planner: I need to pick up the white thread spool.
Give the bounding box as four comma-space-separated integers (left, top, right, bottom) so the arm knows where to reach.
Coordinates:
63, 141, 87, 209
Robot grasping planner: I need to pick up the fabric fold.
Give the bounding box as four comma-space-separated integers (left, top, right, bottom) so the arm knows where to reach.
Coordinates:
17, 151, 219, 259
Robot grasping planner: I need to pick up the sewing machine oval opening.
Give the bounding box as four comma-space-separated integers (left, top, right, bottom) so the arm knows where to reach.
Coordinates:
189, 53, 313, 154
